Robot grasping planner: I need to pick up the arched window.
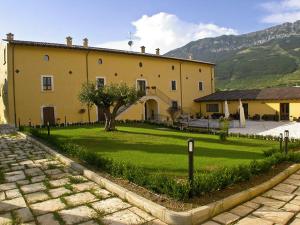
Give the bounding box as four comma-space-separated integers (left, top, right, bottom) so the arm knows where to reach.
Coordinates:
98, 58, 103, 64
139, 62, 143, 67
43, 55, 49, 61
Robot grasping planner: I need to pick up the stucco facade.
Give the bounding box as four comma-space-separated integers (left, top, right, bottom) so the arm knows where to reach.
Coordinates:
0, 35, 215, 126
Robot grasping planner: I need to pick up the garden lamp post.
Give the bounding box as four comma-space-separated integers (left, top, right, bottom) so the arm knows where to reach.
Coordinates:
279, 133, 283, 152
188, 138, 194, 197
284, 130, 289, 154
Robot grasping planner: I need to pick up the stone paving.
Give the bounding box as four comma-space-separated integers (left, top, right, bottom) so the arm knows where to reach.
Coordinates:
0, 126, 166, 225
203, 172, 300, 225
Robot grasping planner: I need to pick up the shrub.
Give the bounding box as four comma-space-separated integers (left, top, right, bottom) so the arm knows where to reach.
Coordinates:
219, 132, 227, 141
211, 113, 224, 119
252, 114, 261, 121
262, 114, 279, 121
219, 118, 229, 141
263, 147, 280, 157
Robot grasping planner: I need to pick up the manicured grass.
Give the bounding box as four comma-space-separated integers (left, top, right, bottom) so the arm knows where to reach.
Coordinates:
49, 123, 277, 176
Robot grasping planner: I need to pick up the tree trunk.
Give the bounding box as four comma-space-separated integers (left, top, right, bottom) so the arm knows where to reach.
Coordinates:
103, 102, 123, 131
103, 108, 111, 131
109, 116, 116, 131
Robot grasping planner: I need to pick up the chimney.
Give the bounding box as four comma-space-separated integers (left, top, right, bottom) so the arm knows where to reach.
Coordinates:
141, 46, 145, 53
155, 48, 160, 55
6, 33, 14, 41
189, 55, 193, 60
66, 36, 73, 47
83, 38, 88, 48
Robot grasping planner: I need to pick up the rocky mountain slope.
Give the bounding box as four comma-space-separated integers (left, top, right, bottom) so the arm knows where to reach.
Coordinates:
165, 20, 300, 90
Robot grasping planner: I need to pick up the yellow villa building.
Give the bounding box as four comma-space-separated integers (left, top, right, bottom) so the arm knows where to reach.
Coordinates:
0, 33, 215, 126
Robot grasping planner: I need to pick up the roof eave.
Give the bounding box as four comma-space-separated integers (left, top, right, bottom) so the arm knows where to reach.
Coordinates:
3, 39, 216, 65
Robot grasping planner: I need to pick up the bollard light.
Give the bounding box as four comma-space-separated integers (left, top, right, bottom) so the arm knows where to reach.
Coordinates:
279, 133, 283, 152
285, 130, 289, 138
188, 139, 194, 153
284, 130, 289, 154
47, 121, 50, 136
187, 138, 194, 197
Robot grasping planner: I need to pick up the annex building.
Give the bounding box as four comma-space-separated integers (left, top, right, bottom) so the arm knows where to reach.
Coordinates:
0, 33, 215, 126
194, 87, 300, 121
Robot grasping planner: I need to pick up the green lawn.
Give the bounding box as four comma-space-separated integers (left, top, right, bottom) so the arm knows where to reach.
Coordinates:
49, 123, 277, 176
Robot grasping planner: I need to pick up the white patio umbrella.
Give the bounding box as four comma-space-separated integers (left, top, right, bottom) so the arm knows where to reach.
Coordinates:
239, 99, 246, 128
224, 100, 230, 119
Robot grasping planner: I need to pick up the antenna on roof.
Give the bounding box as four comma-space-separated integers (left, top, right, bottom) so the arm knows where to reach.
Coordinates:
128, 32, 133, 50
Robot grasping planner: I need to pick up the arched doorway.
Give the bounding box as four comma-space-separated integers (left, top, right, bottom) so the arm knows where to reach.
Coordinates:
144, 99, 158, 121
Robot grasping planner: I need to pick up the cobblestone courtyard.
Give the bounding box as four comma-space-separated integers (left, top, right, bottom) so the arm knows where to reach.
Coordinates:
0, 126, 165, 225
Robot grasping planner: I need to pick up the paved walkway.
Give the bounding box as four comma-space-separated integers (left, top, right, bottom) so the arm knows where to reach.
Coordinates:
203, 173, 300, 224
230, 121, 300, 139
0, 126, 165, 225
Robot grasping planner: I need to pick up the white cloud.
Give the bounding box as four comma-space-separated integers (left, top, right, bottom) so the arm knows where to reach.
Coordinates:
97, 12, 237, 54
261, 0, 300, 23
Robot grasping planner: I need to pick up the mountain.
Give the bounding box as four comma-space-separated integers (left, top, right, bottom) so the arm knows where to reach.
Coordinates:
165, 21, 300, 90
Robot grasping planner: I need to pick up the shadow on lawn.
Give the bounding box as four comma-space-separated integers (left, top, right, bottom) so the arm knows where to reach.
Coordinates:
55, 134, 264, 161
117, 129, 272, 148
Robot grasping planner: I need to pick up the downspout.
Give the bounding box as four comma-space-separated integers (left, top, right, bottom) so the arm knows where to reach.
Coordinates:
179, 62, 183, 114
85, 50, 91, 123
12, 44, 17, 127
211, 66, 214, 94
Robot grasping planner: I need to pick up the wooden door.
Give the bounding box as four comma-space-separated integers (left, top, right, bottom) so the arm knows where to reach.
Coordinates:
43, 107, 55, 125
97, 107, 105, 122
280, 103, 290, 120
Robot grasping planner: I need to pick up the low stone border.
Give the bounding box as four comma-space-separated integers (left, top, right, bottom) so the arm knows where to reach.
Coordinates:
18, 131, 300, 225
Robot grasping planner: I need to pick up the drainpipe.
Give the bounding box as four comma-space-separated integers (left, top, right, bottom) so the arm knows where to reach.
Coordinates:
12, 44, 17, 127
179, 62, 183, 114
211, 66, 214, 94
85, 50, 91, 123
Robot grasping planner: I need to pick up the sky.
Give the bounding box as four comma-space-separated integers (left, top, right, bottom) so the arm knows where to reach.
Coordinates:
0, 0, 300, 54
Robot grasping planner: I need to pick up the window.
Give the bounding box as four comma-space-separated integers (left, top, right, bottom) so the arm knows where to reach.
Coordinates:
171, 80, 177, 91
96, 77, 105, 89
136, 80, 146, 95
198, 81, 204, 91
139, 62, 143, 67
206, 104, 219, 113
43, 55, 49, 61
171, 101, 178, 109
41, 76, 53, 91
172, 65, 175, 70
98, 58, 103, 64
